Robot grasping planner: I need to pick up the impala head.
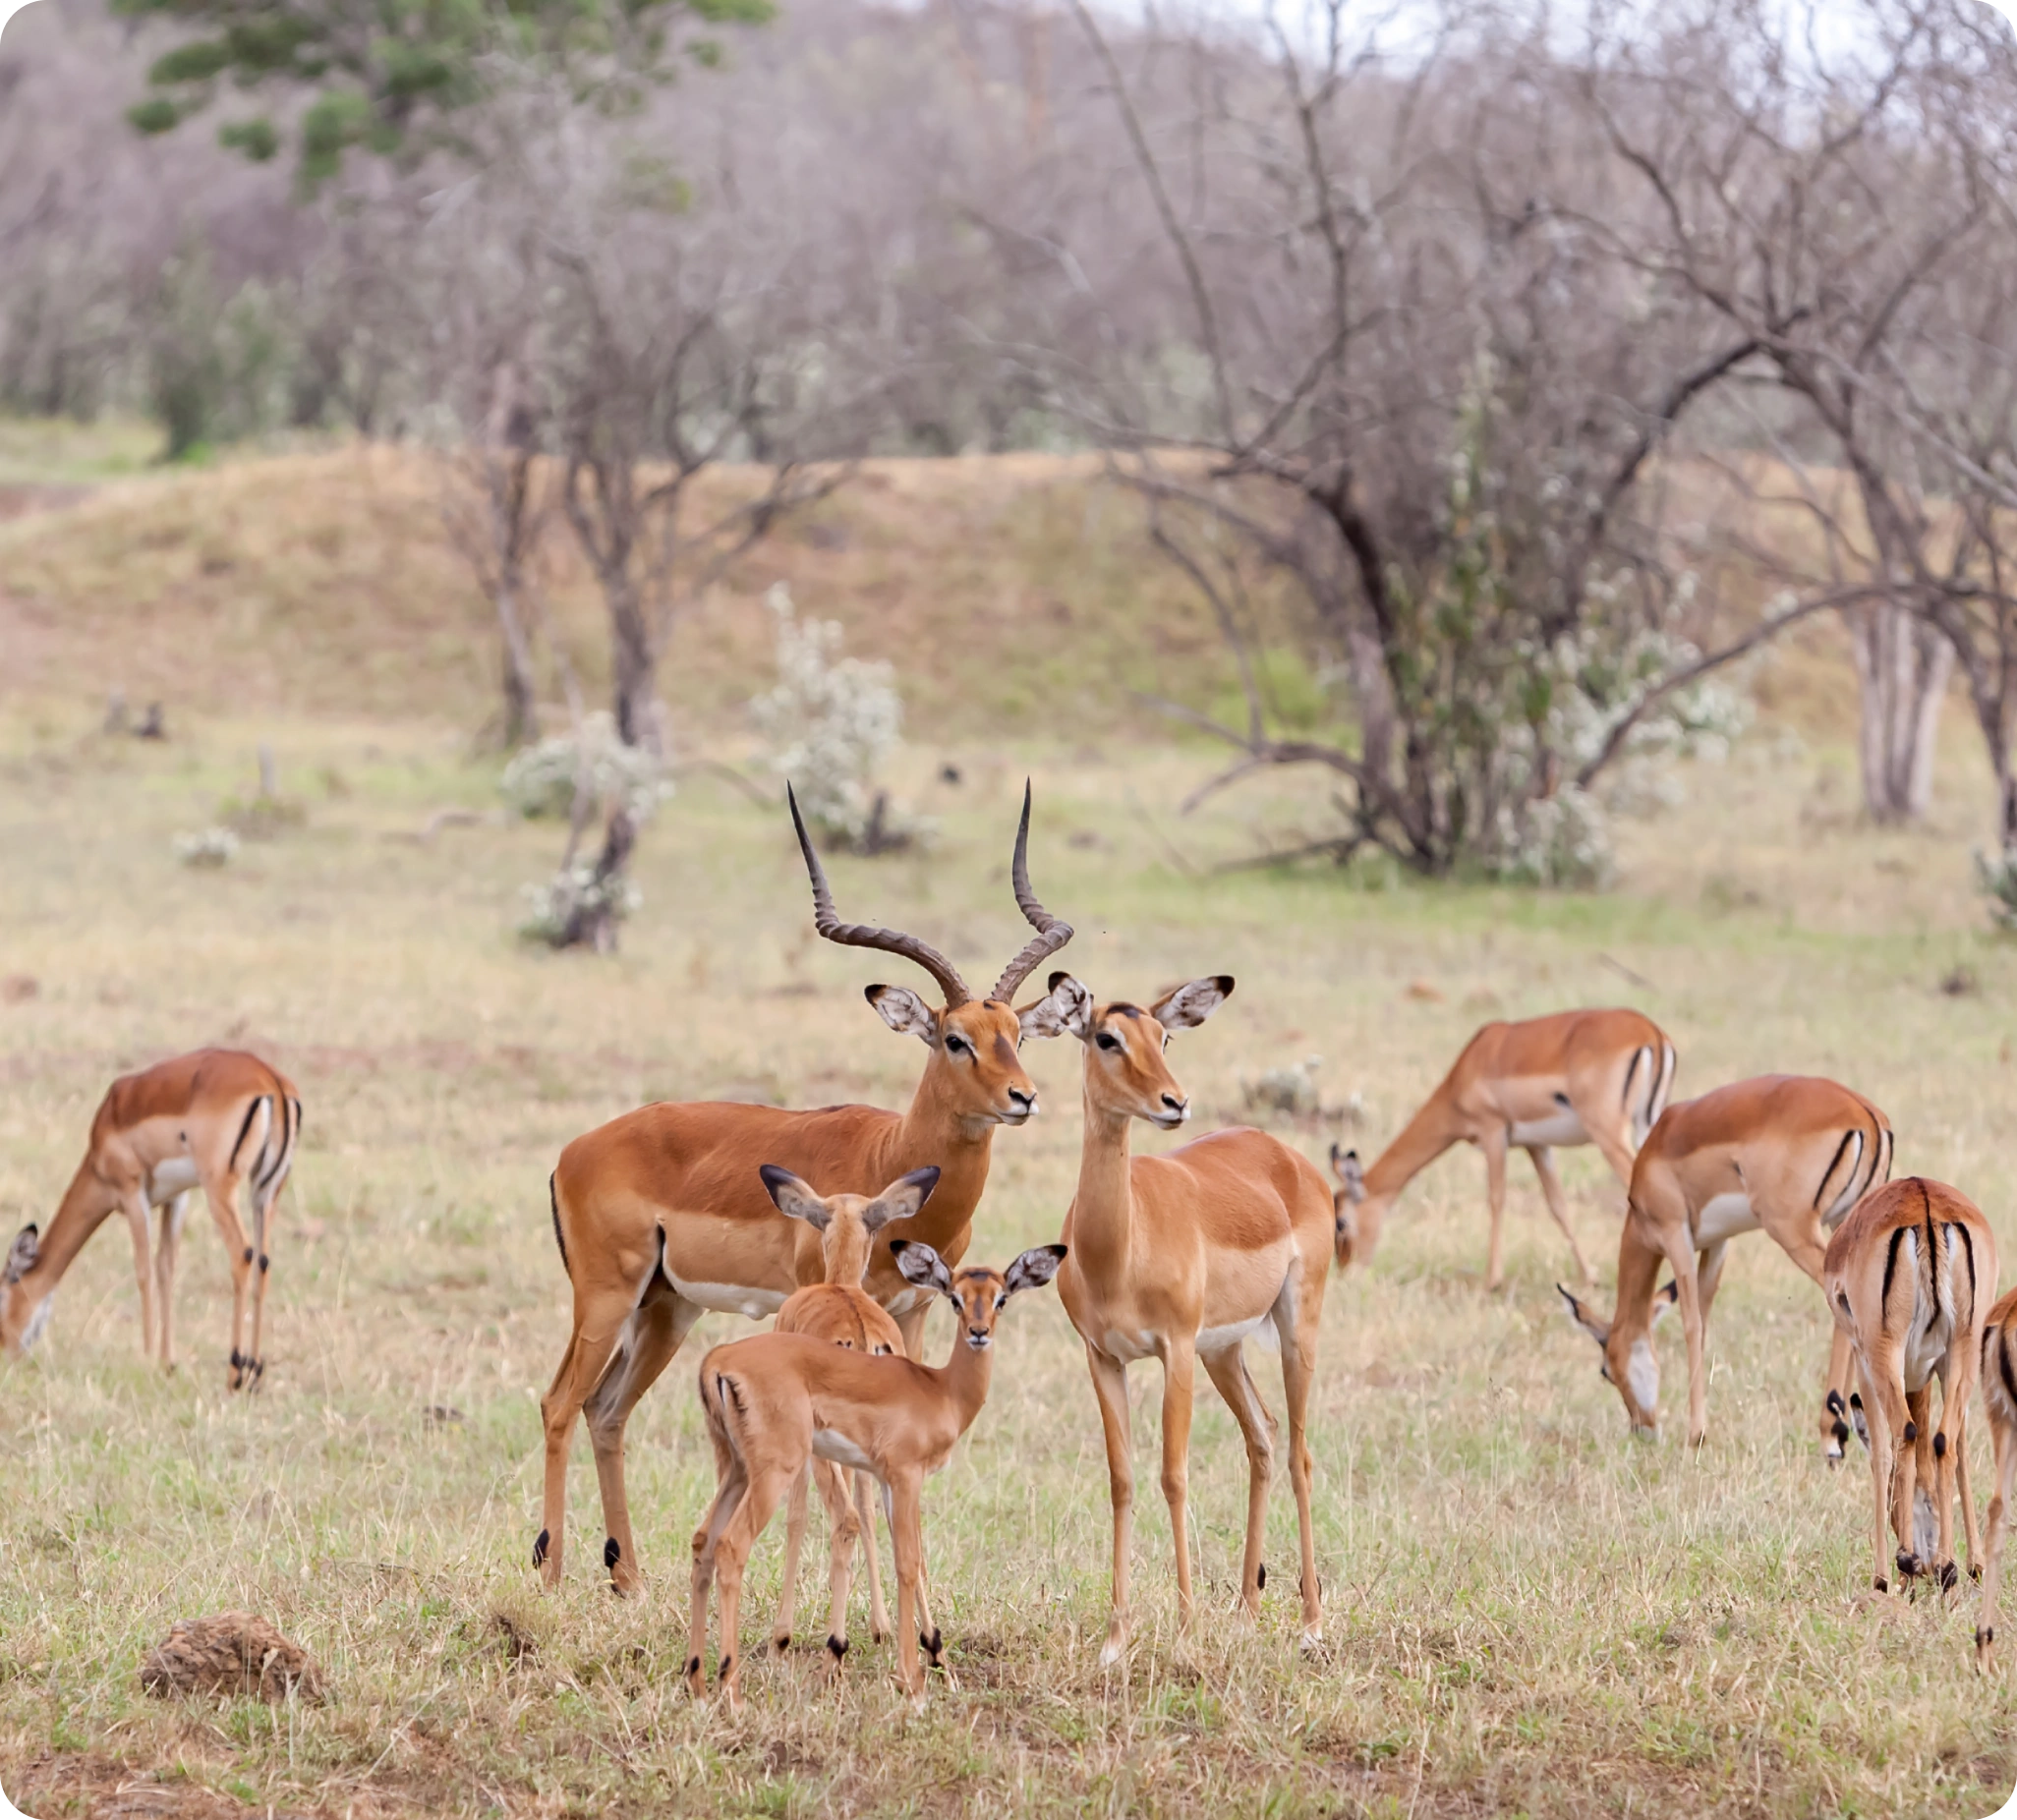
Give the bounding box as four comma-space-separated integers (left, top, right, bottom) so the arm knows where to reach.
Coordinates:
1019, 973, 1232, 1129
790, 781, 1074, 1134
1328, 1143, 1386, 1266
759, 1164, 941, 1284
0, 1223, 50, 1358
1558, 1279, 1679, 1437
891, 1238, 1067, 1350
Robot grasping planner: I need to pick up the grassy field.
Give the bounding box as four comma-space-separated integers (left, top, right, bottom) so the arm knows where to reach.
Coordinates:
1, 437, 2015, 1817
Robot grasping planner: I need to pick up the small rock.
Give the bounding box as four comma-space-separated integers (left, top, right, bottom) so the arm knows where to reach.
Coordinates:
140, 1613, 322, 1704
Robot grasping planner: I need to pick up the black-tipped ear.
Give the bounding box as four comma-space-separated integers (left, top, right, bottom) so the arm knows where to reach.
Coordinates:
865, 1166, 941, 1231
892, 1238, 955, 1299
1557, 1283, 1611, 1345
1152, 976, 1233, 1031
4, 1223, 37, 1284
1003, 1243, 1067, 1296
1020, 974, 1091, 1042
1651, 1280, 1680, 1325
760, 1166, 831, 1230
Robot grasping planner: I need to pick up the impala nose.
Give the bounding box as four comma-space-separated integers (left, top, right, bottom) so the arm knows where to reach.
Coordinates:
1007, 1087, 1035, 1116
1161, 1093, 1187, 1120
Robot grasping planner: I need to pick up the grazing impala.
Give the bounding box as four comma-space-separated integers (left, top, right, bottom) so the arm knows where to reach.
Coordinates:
759, 1163, 933, 1658
687, 1238, 1066, 1706
537, 784, 1074, 1594
1976, 1284, 2017, 1670
1024, 973, 1338, 1663
1333, 1008, 1676, 1289
1560, 1074, 1892, 1453
1822, 1177, 1993, 1605
0, 1049, 301, 1389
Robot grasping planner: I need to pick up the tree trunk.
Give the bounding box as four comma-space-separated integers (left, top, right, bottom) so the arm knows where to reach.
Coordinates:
605, 573, 662, 755
495, 567, 538, 750
1848, 600, 1951, 825
557, 808, 638, 954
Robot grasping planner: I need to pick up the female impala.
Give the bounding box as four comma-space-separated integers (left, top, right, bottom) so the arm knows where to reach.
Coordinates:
1823, 1177, 1993, 1605
538, 784, 1073, 1594
1976, 1284, 2017, 1670
0, 1049, 301, 1389
1024, 973, 1338, 1663
1333, 1007, 1676, 1289
687, 1238, 1066, 1706
1560, 1074, 1892, 1452
759, 1163, 934, 1658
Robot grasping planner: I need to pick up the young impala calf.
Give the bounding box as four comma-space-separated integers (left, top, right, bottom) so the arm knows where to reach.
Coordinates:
1560, 1074, 1891, 1453
759, 1163, 935, 1658
1977, 1285, 2017, 1670
1823, 1177, 1995, 1604
1, 1049, 301, 1389
1334, 1007, 1676, 1289
687, 1239, 1066, 1706
1024, 973, 1338, 1664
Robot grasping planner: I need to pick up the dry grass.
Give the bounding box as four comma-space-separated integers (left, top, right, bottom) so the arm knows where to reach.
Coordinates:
0, 682, 2014, 1816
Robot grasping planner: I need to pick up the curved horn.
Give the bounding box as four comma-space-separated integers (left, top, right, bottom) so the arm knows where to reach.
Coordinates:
991, 780, 1075, 1002
789, 785, 972, 1007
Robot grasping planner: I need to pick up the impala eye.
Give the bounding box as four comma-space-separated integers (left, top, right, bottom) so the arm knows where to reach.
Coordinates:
945, 1036, 969, 1057
1096, 1033, 1120, 1053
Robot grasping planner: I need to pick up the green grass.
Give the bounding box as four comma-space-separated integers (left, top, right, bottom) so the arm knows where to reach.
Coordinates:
0, 693, 2014, 1816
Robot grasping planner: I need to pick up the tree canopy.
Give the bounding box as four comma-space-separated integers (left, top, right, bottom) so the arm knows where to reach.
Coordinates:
117, 0, 775, 187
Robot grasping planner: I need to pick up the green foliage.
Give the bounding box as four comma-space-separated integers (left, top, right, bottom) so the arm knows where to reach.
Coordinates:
112, 0, 777, 187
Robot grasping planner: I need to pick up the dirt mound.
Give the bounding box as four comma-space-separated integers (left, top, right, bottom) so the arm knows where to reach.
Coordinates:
139, 1613, 323, 1704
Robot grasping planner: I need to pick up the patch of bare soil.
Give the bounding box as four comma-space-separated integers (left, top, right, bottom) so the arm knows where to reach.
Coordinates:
0, 1753, 313, 1819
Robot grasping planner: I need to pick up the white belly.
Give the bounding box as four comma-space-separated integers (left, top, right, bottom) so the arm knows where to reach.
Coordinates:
148, 1157, 201, 1202
1196, 1311, 1270, 1355
812, 1428, 876, 1473
665, 1275, 786, 1321
1102, 1329, 1159, 1363
1693, 1192, 1758, 1246
1510, 1109, 1589, 1147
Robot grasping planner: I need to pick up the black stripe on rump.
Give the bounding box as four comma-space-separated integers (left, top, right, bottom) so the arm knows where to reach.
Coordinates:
549, 1174, 570, 1276
1814, 1128, 1857, 1211
1952, 1222, 1977, 1324
227, 1098, 262, 1172
1882, 1224, 1907, 1308
1999, 1328, 2017, 1414
1620, 1047, 1643, 1112
255, 1093, 295, 1197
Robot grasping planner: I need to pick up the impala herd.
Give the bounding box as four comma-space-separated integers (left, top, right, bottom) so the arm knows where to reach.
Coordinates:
5, 786, 2015, 1695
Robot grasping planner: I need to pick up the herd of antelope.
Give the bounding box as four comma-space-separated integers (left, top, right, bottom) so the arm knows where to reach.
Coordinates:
4, 786, 2015, 1698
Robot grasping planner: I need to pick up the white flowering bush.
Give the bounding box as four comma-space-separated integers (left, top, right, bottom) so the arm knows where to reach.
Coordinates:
500, 712, 670, 825
1488, 786, 1616, 889
1243, 1056, 1325, 1116
750, 584, 921, 852
174, 827, 240, 868
518, 863, 643, 946
1975, 848, 2017, 933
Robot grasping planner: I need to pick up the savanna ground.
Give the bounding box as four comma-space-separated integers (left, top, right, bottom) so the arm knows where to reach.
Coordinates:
0, 429, 2014, 1818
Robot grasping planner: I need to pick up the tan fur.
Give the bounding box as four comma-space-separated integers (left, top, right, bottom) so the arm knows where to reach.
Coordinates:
1341, 1007, 1675, 1289
1975, 1284, 2017, 1671
1034, 974, 1335, 1663
1561, 1074, 1892, 1452
1823, 1178, 1995, 1611
536, 803, 1077, 1595
0, 1049, 301, 1388
686, 1243, 1065, 1705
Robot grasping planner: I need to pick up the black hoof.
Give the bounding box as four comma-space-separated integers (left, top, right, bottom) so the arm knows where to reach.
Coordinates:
1897, 1550, 1924, 1579
1873, 1576, 1889, 1593
604, 1537, 621, 1572
1256, 1563, 1267, 1590
826, 1635, 848, 1660
1973, 1563, 1985, 1584
1939, 1562, 1959, 1594
921, 1626, 944, 1665
533, 1529, 550, 1569
774, 1634, 790, 1654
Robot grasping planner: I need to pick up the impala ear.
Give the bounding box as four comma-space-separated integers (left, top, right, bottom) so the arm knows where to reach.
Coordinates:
1019, 974, 1092, 1042
759, 1166, 831, 1231
866, 984, 938, 1045
1330, 1145, 1365, 1204
1151, 975, 1234, 1032
1650, 1280, 1680, 1326
3, 1224, 37, 1285
865, 1166, 941, 1231
1557, 1283, 1610, 1347
891, 1238, 955, 1300
1002, 1243, 1067, 1297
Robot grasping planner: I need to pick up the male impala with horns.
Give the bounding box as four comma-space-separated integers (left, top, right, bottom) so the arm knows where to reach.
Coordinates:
535, 783, 1076, 1595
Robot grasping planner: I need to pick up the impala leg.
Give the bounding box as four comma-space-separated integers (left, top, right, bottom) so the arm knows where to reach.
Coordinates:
813, 1461, 862, 1674
1586, 1117, 1639, 1199
1958, 1407, 1983, 1582
1822, 1324, 1857, 1463
1901, 1384, 1933, 1586
855, 1470, 892, 1643
880, 1477, 941, 1668
889, 1473, 928, 1700
688, 1451, 746, 1697
199, 1174, 258, 1389
713, 1462, 796, 1711
1085, 1343, 1135, 1666
1934, 1346, 1982, 1600
1279, 1291, 1325, 1648
1201, 1346, 1276, 1623
584, 1287, 705, 1595
537, 1284, 643, 1591
1659, 1232, 1708, 1448
154, 1193, 190, 1370
1527, 1146, 1593, 1287
122, 1191, 157, 1364
243, 1172, 282, 1387
1481, 1126, 1510, 1292
773, 1461, 813, 1652
1978, 1417, 2016, 1669
1159, 1337, 1198, 1635
1859, 1354, 1898, 1593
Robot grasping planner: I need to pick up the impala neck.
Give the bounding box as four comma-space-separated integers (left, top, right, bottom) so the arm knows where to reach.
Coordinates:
22, 1160, 123, 1295
823, 1222, 876, 1286
1365, 1085, 1468, 1200
892, 1062, 999, 1216
930, 1326, 997, 1434
1067, 1080, 1138, 1280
